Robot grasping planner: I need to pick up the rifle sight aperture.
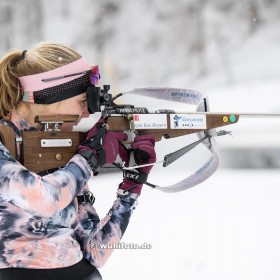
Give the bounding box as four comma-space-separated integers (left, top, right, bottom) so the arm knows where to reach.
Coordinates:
86, 85, 113, 113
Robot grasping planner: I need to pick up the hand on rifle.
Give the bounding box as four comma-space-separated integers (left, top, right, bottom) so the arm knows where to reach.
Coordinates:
117, 135, 156, 195
78, 118, 128, 172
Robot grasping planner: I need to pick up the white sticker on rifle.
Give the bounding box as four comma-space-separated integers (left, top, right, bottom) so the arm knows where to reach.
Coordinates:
133, 114, 167, 129
170, 114, 206, 129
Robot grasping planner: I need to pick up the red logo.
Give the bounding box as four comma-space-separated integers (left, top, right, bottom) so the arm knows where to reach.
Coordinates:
133, 115, 139, 121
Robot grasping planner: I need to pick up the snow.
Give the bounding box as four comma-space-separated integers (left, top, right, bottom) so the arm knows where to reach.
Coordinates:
90, 168, 280, 280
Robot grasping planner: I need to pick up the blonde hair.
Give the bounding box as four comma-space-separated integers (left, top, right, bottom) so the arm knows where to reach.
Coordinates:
0, 42, 82, 119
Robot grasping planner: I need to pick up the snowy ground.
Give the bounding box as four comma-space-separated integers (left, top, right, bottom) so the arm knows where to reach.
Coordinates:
89, 167, 280, 280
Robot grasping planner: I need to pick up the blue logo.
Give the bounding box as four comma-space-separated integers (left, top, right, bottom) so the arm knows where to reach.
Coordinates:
173, 114, 182, 128
171, 91, 198, 100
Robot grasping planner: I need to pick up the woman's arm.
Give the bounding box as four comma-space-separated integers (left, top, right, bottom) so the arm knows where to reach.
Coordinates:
0, 142, 92, 217
74, 192, 138, 268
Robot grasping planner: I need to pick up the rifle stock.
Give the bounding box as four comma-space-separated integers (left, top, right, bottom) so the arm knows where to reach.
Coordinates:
0, 124, 17, 159
0, 113, 239, 173
20, 130, 85, 173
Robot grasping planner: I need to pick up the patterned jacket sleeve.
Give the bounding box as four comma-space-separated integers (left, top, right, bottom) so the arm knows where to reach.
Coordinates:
74, 186, 138, 268
0, 141, 92, 218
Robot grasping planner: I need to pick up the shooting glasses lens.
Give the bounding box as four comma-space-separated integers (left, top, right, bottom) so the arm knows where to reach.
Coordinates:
90, 65, 100, 86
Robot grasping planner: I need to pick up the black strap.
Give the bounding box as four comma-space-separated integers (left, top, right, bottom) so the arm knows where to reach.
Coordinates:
112, 162, 157, 190
0, 258, 102, 280
163, 135, 209, 167
77, 191, 95, 205
123, 169, 148, 184
79, 150, 100, 172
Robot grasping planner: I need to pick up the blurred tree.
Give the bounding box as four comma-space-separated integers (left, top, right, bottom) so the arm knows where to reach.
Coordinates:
192, 0, 207, 77
247, 0, 261, 33
0, 2, 13, 51
2, 0, 279, 88
0, 0, 42, 55
60, 0, 70, 18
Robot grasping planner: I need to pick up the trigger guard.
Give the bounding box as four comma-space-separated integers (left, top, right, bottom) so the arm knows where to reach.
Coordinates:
124, 130, 136, 143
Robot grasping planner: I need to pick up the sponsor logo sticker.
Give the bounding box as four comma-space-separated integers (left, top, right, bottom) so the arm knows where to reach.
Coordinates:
170, 114, 206, 129
133, 114, 167, 129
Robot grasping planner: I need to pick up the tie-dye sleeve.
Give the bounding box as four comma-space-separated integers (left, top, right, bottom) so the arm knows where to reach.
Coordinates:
75, 192, 138, 268
0, 142, 92, 218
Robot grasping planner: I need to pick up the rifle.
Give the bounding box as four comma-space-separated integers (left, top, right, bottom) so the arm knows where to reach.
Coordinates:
1, 85, 279, 191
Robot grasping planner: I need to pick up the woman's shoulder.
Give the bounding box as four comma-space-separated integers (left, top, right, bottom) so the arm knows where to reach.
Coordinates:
0, 119, 20, 135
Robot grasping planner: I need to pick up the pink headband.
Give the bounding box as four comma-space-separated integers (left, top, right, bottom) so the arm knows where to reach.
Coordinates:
18, 58, 91, 92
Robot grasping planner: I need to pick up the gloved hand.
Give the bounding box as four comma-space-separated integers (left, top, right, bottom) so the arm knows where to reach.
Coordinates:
78, 119, 128, 172
118, 135, 156, 195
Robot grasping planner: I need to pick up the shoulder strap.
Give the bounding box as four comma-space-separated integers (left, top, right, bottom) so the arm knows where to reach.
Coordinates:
122, 87, 220, 192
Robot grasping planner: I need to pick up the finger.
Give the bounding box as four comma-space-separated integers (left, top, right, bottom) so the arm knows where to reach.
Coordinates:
134, 149, 150, 164
133, 144, 156, 162
113, 132, 128, 142
131, 140, 154, 151
134, 135, 155, 146
87, 118, 105, 138
95, 127, 107, 141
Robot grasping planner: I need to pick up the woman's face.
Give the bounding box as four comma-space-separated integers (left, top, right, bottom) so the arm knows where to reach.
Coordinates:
48, 93, 90, 130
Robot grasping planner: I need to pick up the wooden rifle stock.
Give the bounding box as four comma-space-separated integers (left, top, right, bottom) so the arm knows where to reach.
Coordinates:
0, 124, 17, 159
0, 113, 239, 173
0, 115, 85, 174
